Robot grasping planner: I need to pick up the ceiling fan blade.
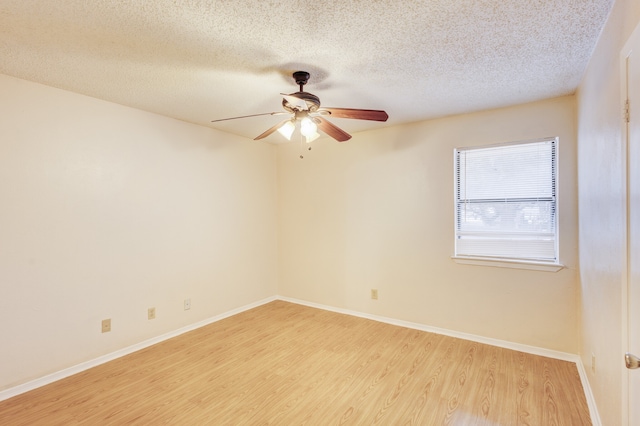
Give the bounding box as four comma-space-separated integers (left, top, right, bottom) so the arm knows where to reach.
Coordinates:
320, 108, 388, 122
211, 112, 286, 123
254, 119, 292, 140
281, 93, 309, 111
315, 117, 352, 142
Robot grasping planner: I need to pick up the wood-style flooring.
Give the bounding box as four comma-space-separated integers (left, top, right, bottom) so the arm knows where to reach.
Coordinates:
0, 300, 591, 425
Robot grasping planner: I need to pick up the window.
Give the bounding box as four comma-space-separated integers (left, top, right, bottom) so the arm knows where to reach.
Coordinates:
454, 137, 559, 267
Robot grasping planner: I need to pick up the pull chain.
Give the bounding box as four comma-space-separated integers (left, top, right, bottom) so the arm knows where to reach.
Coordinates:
299, 132, 304, 159
298, 131, 313, 159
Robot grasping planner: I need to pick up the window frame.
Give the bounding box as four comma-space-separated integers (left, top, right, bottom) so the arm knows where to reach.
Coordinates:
451, 137, 563, 272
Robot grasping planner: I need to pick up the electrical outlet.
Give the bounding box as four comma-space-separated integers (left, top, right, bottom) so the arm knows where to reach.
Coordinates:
148, 307, 156, 320
184, 298, 191, 310
101, 319, 111, 333
371, 289, 378, 300
592, 353, 596, 373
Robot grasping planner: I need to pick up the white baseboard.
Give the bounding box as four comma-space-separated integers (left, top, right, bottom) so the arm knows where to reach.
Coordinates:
574, 356, 602, 426
0, 294, 602, 425
0, 296, 277, 402
278, 296, 602, 425
278, 296, 575, 360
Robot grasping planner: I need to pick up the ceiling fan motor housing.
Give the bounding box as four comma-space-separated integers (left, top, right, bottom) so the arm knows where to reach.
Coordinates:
282, 91, 321, 112
281, 71, 321, 112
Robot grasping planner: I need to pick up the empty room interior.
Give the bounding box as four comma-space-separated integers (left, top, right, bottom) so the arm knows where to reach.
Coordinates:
1, 0, 640, 424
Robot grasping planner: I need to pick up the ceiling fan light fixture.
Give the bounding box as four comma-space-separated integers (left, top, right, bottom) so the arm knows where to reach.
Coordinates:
277, 120, 296, 140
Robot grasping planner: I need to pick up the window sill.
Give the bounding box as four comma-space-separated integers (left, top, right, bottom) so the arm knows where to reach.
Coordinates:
451, 256, 564, 272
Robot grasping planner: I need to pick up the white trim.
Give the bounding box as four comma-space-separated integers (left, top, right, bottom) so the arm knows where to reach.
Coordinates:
575, 356, 603, 426
0, 294, 601, 425
0, 296, 277, 402
279, 296, 601, 424
456, 136, 560, 151
452, 255, 564, 272
279, 296, 575, 360
618, 19, 640, 426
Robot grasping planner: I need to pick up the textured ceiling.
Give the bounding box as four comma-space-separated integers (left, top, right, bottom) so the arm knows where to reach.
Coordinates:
0, 0, 614, 143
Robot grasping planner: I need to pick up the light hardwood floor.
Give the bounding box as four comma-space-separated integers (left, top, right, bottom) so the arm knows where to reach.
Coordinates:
0, 300, 591, 425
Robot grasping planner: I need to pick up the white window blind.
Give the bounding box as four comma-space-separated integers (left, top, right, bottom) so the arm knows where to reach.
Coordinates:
454, 138, 558, 263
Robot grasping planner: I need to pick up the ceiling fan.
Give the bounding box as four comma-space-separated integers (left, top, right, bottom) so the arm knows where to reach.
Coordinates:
211, 71, 389, 143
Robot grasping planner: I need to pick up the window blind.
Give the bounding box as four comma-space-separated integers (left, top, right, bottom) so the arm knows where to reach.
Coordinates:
454, 138, 558, 263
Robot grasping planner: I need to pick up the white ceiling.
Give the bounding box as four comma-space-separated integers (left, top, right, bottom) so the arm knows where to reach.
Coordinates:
0, 0, 614, 143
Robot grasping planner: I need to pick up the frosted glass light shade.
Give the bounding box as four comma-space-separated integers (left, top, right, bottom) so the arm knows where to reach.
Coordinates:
300, 117, 317, 137
277, 120, 295, 140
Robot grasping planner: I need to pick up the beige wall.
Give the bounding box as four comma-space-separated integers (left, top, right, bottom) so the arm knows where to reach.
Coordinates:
277, 96, 579, 353
0, 74, 278, 391
577, 0, 640, 424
